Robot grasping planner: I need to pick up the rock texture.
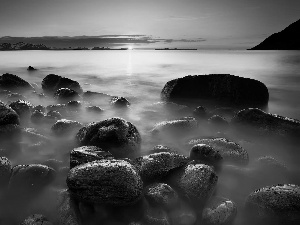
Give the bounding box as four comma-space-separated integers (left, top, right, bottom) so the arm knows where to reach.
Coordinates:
245, 184, 300, 225
0, 73, 33, 92
250, 19, 300, 50
67, 159, 143, 206
42, 74, 83, 94
76, 117, 141, 158
161, 74, 269, 107
232, 108, 300, 137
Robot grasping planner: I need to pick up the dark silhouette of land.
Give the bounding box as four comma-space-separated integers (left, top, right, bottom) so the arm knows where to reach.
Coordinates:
155, 48, 197, 50
250, 19, 300, 50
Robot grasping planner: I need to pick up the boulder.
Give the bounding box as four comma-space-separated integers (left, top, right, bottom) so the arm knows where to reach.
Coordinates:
111, 96, 130, 108
202, 196, 237, 225
31, 110, 46, 124
51, 119, 82, 136
174, 164, 218, 204
66, 159, 143, 206
27, 66, 37, 71
245, 184, 300, 225
46, 104, 67, 115
144, 183, 178, 209
193, 106, 208, 120
76, 117, 141, 159
9, 164, 56, 194
151, 117, 197, 137
32, 105, 46, 113
161, 74, 269, 107
188, 138, 249, 166
67, 101, 82, 111
207, 115, 229, 132
54, 88, 81, 103
0, 101, 20, 125
46, 110, 62, 120
9, 100, 33, 118
0, 73, 34, 93
134, 152, 189, 183
231, 108, 300, 137
70, 146, 113, 169
189, 144, 223, 169
42, 74, 82, 94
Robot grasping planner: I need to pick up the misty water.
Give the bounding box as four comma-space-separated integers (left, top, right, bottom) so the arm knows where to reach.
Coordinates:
0, 50, 300, 224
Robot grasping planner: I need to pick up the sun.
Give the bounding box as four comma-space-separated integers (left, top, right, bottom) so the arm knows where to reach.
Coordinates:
128, 46, 133, 50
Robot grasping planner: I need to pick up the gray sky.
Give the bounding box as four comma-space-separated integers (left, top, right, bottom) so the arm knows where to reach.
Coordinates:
0, 0, 299, 49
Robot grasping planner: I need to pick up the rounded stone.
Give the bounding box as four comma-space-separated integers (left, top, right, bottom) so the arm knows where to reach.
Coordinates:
111, 96, 130, 108
31, 110, 45, 123
9, 100, 33, 118
202, 196, 237, 225
245, 184, 300, 225
0, 101, 20, 125
70, 146, 113, 169
66, 159, 143, 206
54, 88, 80, 103
76, 117, 141, 159
32, 105, 46, 113
0, 73, 34, 93
42, 74, 83, 94
144, 183, 178, 208
189, 144, 223, 169
51, 119, 82, 136
188, 138, 249, 166
193, 106, 208, 120
86, 105, 104, 113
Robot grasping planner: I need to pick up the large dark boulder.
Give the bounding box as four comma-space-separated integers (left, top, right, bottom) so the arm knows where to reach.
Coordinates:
51, 119, 82, 136
9, 100, 33, 119
245, 184, 300, 225
42, 74, 83, 94
161, 74, 269, 107
76, 117, 141, 159
0, 73, 33, 93
54, 88, 81, 103
0, 101, 20, 126
231, 108, 300, 137
66, 159, 143, 206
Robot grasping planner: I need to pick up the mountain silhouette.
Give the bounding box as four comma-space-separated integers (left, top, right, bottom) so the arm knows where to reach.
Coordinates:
250, 19, 300, 50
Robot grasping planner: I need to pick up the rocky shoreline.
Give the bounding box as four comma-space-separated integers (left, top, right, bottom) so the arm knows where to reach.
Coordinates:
0, 72, 299, 225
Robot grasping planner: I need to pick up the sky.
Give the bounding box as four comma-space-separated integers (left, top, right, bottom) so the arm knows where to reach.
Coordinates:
0, 0, 300, 49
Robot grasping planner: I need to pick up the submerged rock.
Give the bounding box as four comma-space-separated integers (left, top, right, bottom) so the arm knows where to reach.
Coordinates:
161, 74, 269, 107
188, 138, 249, 166
54, 88, 81, 103
76, 117, 141, 158
245, 184, 300, 225
70, 146, 113, 169
111, 96, 130, 108
232, 108, 300, 137
42, 74, 83, 94
193, 106, 208, 120
67, 159, 143, 206
51, 119, 83, 136
85, 105, 104, 113
202, 196, 237, 225
27, 66, 37, 71
0, 73, 34, 93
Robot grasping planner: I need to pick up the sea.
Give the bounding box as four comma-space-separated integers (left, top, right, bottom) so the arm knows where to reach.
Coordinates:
0, 50, 300, 224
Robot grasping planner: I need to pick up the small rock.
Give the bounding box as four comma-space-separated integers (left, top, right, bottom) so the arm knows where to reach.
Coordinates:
85, 105, 104, 113
202, 196, 237, 225
9, 100, 33, 119
31, 110, 46, 124
0, 101, 20, 125
51, 119, 82, 136
111, 96, 130, 108
193, 106, 208, 120
27, 66, 37, 71
67, 100, 82, 111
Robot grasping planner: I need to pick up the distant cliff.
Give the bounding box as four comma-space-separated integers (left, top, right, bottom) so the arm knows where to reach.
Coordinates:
0, 42, 50, 50
250, 19, 300, 50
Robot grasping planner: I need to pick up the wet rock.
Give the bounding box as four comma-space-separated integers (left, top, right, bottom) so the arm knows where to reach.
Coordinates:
9, 100, 33, 119
67, 101, 82, 111
151, 117, 197, 137
27, 66, 37, 71
202, 196, 237, 225
231, 108, 300, 137
46, 110, 62, 121
51, 119, 82, 136
33, 105, 46, 113
9, 164, 56, 195
21, 214, 53, 225
42, 74, 83, 94
193, 106, 208, 120
245, 184, 300, 225
31, 110, 46, 124
43, 159, 63, 171
54, 88, 81, 103
0, 157, 12, 188
170, 164, 218, 205
76, 117, 141, 159
188, 138, 249, 166
210, 108, 236, 120
161, 74, 269, 107
144, 183, 178, 209
0, 73, 34, 93
67, 159, 143, 206
0, 101, 20, 125
57, 189, 82, 225
189, 144, 223, 169
85, 105, 104, 113
70, 146, 113, 169
111, 96, 130, 108
134, 152, 189, 183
